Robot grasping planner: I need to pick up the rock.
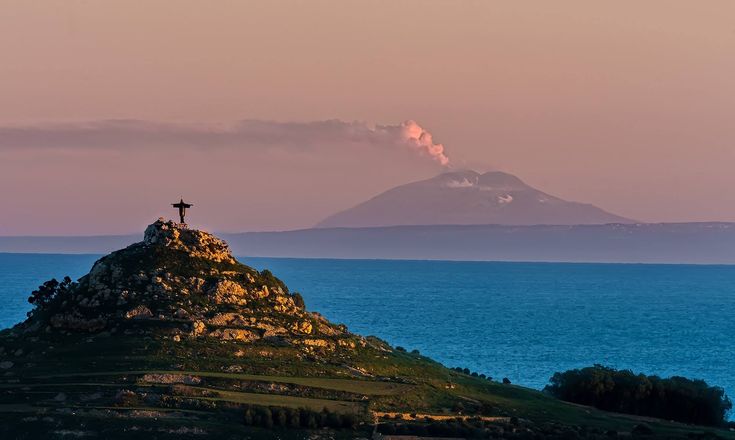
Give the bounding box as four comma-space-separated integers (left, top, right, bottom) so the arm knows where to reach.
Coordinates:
207, 313, 247, 327
143, 219, 236, 263
0, 361, 13, 369
172, 335, 181, 342
338, 339, 357, 349
298, 339, 334, 349
53, 392, 67, 402
173, 308, 190, 319
253, 285, 270, 299
207, 280, 248, 305
125, 305, 153, 320
191, 321, 206, 336
207, 328, 259, 342
292, 321, 313, 335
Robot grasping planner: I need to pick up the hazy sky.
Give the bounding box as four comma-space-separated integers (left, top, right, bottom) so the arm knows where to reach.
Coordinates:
1, 1, 734, 235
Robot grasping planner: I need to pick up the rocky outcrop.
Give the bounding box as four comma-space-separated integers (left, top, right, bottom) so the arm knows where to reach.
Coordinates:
143, 218, 235, 263
18, 219, 357, 354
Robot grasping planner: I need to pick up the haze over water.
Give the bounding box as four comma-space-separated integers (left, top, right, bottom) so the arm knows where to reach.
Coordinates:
2, 252, 732, 418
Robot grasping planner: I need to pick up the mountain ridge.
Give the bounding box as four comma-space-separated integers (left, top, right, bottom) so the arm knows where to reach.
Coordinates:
317, 170, 634, 228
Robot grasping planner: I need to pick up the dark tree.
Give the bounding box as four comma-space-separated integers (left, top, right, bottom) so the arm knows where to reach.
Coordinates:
545, 365, 732, 426
28, 276, 74, 313
291, 292, 306, 309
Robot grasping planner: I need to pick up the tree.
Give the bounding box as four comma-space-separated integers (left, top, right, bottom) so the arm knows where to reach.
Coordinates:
275, 408, 287, 427
287, 408, 300, 428
259, 407, 273, 428
243, 408, 254, 425
545, 365, 732, 426
28, 276, 74, 313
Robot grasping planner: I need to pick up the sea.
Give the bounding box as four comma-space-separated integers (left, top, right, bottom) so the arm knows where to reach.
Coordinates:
1, 253, 733, 412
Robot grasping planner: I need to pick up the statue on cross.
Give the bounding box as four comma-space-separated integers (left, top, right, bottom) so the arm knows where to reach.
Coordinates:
172, 198, 193, 224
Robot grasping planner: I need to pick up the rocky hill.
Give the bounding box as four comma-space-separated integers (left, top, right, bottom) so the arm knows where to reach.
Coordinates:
0, 220, 730, 439
317, 170, 634, 228
22, 219, 349, 348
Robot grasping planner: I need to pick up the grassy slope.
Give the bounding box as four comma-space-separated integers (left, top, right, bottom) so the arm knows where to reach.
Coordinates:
1, 330, 733, 439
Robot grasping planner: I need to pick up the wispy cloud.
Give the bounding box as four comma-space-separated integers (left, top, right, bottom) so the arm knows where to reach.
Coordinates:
0, 119, 450, 165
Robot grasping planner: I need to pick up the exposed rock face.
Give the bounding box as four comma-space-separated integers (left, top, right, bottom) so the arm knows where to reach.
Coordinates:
18, 219, 355, 352
143, 219, 236, 263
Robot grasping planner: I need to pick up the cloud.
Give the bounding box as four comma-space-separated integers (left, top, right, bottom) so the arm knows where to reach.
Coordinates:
0, 119, 450, 166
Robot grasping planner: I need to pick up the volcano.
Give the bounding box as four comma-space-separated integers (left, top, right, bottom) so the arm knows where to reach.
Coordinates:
316, 170, 634, 228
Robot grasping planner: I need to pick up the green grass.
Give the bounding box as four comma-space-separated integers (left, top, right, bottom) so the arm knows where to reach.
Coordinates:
199, 388, 363, 413
32, 370, 408, 395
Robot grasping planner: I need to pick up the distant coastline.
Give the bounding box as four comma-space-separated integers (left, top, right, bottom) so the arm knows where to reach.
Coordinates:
2, 222, 734, 264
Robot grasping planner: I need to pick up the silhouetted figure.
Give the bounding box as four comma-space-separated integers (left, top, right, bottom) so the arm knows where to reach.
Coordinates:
172, 198, 193, 224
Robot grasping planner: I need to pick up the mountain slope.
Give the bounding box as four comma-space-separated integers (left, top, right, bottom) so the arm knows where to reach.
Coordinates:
0, 220, 727, 439
317, 170, 634, 228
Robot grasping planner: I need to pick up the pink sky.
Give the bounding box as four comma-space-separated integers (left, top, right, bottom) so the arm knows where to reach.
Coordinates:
1, 1, 734, 235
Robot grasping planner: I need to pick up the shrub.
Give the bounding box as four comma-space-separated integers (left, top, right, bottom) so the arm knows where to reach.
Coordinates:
395, 346, 407, 352
291, 292, 306, 309
502, 377, 511, 384
275, 408, 287, 427
259, 269, 289, 293
28, 276, 74, 313
259, 407, 273, 428
545, 365, 732, 426
287, 408, 300, 428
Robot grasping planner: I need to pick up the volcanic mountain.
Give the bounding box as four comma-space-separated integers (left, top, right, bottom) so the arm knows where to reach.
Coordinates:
317, 170, 634, 228
0, 220, 722, 439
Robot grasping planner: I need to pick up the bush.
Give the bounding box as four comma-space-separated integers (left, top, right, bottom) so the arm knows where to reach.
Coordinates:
28, 276, 74, 313
291, 292, 305, 309
502, 377, 511, 384
545, 365, 732, 426
259, 269, 289, 294
244, 404, 359, 431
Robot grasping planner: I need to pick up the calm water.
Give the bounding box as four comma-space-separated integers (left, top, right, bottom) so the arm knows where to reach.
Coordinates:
1, 253, 733, 408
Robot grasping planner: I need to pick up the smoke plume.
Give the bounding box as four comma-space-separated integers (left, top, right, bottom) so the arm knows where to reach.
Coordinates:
0, 119, 450, 166
377, 120, 450, 166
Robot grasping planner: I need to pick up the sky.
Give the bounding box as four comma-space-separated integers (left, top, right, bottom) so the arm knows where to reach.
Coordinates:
1, 1, 734, 235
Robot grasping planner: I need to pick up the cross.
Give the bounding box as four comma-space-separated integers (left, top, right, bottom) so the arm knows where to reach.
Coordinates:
172, 198, 193, 224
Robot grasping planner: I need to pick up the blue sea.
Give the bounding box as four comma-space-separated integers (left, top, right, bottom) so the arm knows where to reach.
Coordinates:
1, 253, 733, 411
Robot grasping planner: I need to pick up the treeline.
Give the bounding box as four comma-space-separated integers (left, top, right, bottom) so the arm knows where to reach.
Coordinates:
545, 365, 732, 426
450, 366, 513, 384
243, 404, 360, 430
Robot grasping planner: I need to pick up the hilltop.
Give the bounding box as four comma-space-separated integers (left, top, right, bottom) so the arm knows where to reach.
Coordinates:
317, 170, 634, 228
0, 220, 731, 439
